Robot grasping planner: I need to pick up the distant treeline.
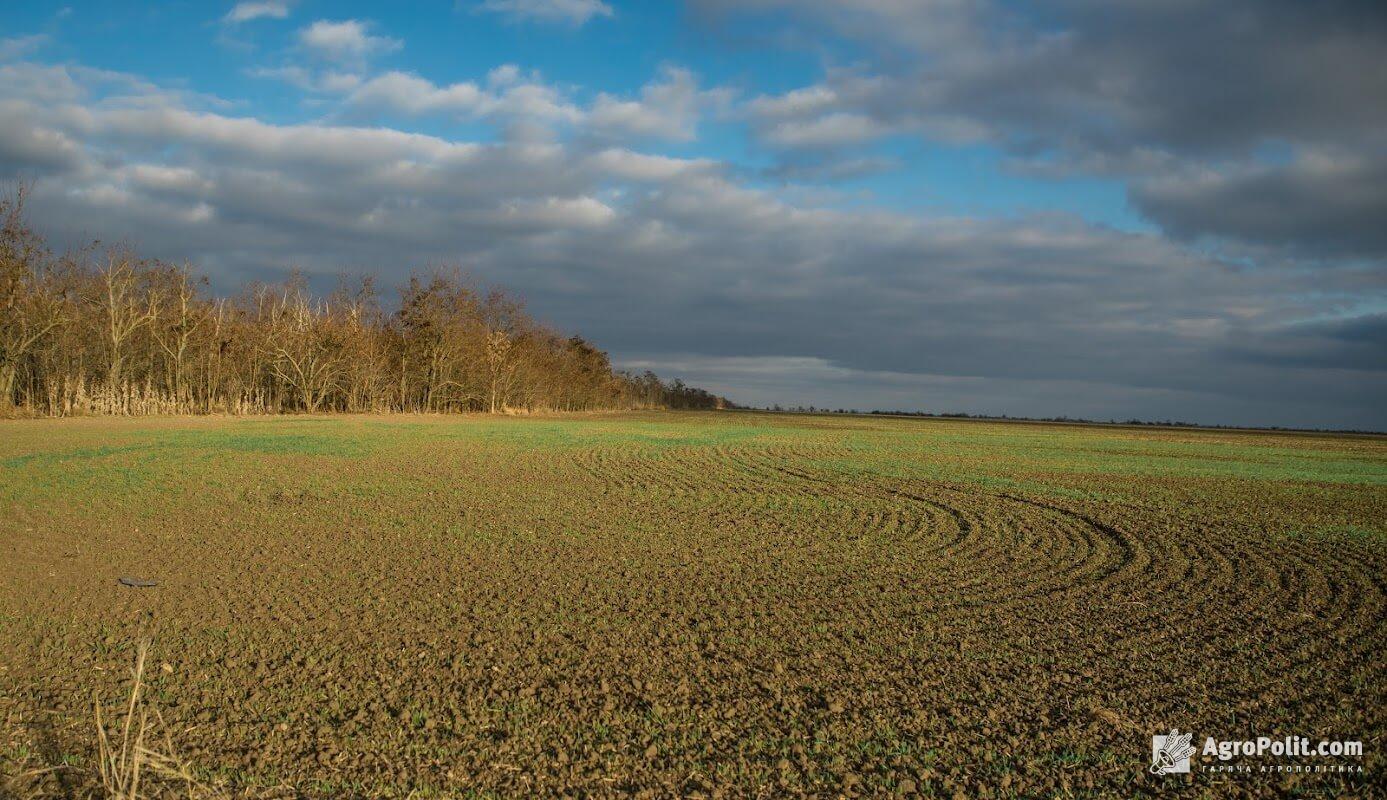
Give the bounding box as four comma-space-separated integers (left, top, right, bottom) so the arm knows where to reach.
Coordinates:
0, 189, 729, 416
756, 406, 1380, 435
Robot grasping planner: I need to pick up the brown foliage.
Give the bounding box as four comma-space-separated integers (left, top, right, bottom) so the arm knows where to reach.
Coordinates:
0, 191, 728, 416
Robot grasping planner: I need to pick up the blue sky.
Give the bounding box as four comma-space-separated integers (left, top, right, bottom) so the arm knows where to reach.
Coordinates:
3, 1, 1142, 228
1, 1, 1383, 427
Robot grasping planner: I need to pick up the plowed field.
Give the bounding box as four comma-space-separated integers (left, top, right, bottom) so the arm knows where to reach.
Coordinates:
2, 412, 1383, 798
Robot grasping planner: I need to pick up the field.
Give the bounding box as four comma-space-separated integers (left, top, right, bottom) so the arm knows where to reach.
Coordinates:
1, 411, 1383, 798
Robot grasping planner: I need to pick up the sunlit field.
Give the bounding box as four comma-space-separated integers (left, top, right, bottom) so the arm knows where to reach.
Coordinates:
2, 411, 1383, 798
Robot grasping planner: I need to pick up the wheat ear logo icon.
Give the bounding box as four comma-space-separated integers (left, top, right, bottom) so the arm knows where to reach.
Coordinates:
1150, 729, 1196, 774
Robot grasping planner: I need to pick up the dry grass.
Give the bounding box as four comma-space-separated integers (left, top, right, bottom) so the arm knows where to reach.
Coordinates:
91, 636, 207, 800
3, 632, 216, 800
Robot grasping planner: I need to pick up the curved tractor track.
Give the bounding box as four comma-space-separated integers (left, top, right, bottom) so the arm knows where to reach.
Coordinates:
2, 415, 1383, 799
574, 438, 1386, 797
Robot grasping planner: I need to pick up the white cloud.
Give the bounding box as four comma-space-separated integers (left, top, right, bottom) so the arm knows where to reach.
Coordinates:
248, 65, 363, 93
745, 71, 941, 150
299, 19, 401, 65
335, 64, 727, 145
0, 63, 84, 104
761, 112, 885, 148
477, 0, 613, 26
587, 149, 715, 182
344, 70, 582, 136
744, 69, 987, 150
0, 34, 50, 61
317, 71, 364, 93
223, 1, 290, 24
588, 67, 730, 143
488, 64, 521, 87
746, 84, 838, 119
493, 195, 616, 230
347, 72, 486, 115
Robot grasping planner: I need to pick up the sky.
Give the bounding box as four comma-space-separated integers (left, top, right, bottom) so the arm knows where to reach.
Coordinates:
1, 1, 1384, 429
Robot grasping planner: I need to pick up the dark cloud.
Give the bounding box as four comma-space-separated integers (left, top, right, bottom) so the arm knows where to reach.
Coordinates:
1130, 152, 1387, 257
711, 0, 1387, 255
719, 0, 1387, 157
1223, 314, 1387, 373
0, 115, 83, 175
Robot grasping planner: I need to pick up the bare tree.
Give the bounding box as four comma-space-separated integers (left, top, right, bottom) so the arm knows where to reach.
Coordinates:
485, 329, 516, 413
95, 249, 158, 398
151, 264, 208, 407
263, 281, 344, 413
0, 200, 729, 416
0, 186, 68, 407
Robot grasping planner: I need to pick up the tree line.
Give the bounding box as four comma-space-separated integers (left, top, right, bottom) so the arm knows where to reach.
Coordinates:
0, 189, 729, 416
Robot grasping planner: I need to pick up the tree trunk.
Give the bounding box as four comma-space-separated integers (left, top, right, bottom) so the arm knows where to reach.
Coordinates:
0, 362, 16, 408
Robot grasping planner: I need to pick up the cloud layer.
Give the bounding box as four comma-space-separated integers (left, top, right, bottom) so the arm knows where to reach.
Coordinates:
0, 3, 1383, 428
